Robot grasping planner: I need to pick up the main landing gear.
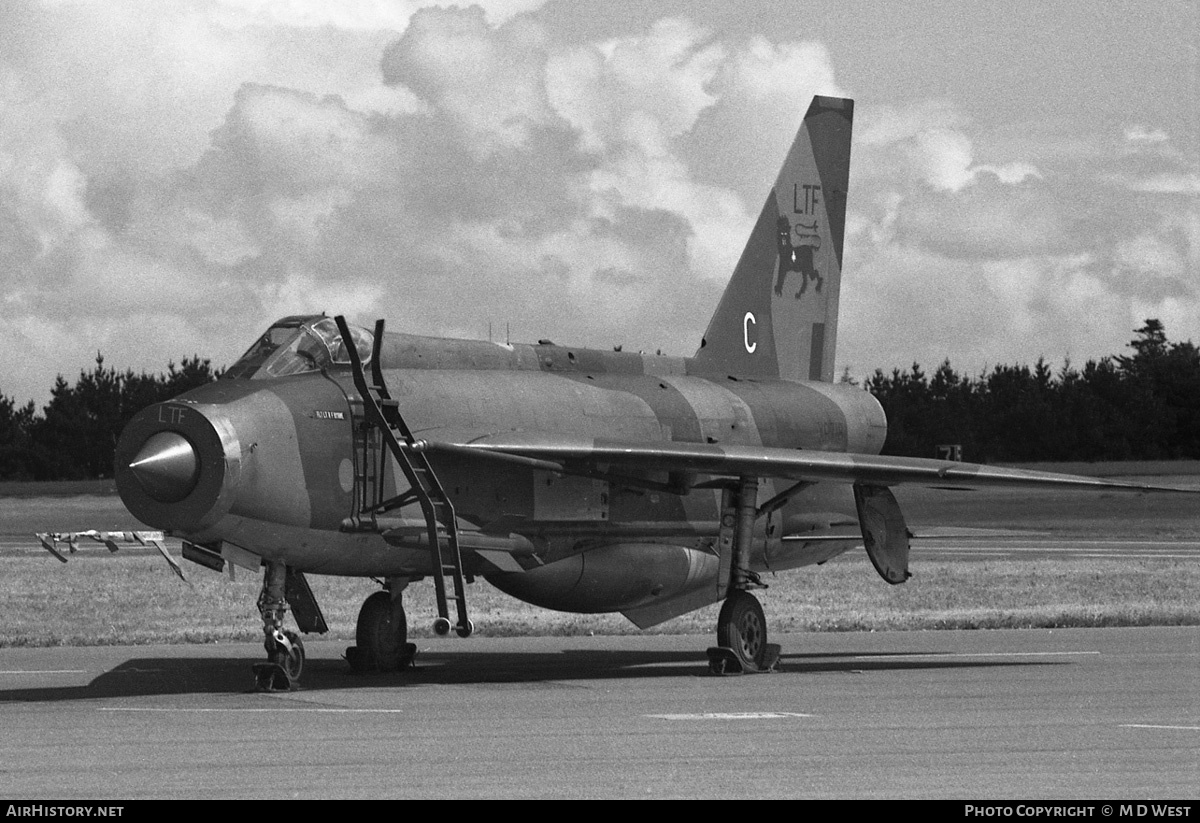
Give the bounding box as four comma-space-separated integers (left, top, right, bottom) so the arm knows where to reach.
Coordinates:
345, 588, 416, 673
708, 589, 781, 675
706, 477, 781, 675
716, 590, 768, 669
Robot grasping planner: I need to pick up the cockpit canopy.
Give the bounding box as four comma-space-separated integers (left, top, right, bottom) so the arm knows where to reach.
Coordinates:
226, 315, 373, 380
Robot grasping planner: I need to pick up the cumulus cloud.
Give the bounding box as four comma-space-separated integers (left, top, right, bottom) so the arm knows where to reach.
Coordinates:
685, 38, 843, 211
546, 18, 724, 154
0, 0, 427, 403
1123, 125, 1170, 146
368, 8, 847, 343
210, 0, 546, 30
859, 101, 1042, 193
892, 175, 1069, 260
0, 0, 1196, 413
838, 97, 1199, 381
382, 6, 558, 153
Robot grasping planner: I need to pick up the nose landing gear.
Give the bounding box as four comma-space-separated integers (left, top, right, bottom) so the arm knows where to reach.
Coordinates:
253, 561, 311, 691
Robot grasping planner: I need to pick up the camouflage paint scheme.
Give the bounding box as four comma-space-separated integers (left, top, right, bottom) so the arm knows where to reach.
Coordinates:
111, 97, 1183, 632
117, 328, 888, 624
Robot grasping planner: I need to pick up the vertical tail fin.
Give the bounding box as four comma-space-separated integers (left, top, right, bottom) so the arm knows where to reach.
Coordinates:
693, 96, 853, 382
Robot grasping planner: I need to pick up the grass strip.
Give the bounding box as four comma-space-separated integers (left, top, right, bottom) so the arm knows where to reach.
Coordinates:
3, 554, 1198, 647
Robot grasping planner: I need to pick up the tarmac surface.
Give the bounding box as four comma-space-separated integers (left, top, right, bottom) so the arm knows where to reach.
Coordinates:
2, 627, 1197, 799
3, 476, 1199, 799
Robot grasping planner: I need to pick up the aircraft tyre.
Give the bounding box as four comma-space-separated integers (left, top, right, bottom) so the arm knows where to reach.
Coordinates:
352, 591, 407, 672
716, 590, 768, 671
267, 630, 305, 683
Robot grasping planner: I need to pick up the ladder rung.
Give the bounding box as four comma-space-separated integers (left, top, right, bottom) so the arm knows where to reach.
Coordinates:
341, 332, 470, 639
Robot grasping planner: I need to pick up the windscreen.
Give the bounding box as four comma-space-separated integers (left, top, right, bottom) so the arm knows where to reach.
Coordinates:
226, 317, 373, 379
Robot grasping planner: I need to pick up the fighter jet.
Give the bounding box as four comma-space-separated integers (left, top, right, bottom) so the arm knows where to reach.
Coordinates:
53, 96, 1189, 689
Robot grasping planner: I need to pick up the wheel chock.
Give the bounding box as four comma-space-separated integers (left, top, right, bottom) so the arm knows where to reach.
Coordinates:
252, 661, 295, 692
397, 642, 418, 669
344, 642, 418, 674
705, 643, 782, 675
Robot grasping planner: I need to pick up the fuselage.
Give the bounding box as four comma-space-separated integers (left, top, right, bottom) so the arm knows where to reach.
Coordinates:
115, 317, 887, 621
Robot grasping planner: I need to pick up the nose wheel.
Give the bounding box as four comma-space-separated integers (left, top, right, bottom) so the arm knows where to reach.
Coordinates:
268, 630, 305, 681
255, 629, 305, 691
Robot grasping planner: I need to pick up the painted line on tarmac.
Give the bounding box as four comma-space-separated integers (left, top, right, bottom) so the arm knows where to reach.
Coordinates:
854, 651, 1100, 661
100, 707, 408, 713
645, 712, 812, 720
1074, 553, 1199, 559
926, 540, 1200, 547
0, 669, 88, 674
918, 545, 1200, 553
1121, 723, 1200, 731
918, 554, 1200, 559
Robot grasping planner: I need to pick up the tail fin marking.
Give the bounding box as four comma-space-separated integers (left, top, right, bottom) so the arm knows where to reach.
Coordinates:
693, 96, 853, 383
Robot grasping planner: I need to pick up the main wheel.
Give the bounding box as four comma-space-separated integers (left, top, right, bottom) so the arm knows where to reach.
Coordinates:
716, 590, 768, 671
267, 630, 305, 683
354, 591, 407, 672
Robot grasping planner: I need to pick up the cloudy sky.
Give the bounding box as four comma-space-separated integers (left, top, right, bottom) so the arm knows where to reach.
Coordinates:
2, 0, 1196, 407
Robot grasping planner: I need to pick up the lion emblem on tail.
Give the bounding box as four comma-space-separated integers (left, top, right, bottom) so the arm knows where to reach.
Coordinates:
774, 216, 822, 299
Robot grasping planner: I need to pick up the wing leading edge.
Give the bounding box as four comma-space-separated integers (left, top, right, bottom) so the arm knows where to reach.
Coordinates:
419, 434, 1196, 494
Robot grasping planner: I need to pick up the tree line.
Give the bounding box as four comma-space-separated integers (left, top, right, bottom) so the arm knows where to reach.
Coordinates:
0, 355, 222, 480
1, 320, 1197, 481
866, 320, 1200, 463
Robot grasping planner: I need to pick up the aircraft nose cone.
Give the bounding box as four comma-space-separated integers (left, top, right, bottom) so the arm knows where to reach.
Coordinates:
128, 431, 198, 503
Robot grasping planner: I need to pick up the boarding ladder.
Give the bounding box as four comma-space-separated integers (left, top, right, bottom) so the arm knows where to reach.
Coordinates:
335, 316, 472, 638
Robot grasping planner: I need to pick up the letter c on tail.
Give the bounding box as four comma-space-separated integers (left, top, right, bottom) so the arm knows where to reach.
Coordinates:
743, 312, 757, 353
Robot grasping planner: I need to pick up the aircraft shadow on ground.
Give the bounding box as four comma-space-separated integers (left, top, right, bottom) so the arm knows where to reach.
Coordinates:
0, 647, 1066, 702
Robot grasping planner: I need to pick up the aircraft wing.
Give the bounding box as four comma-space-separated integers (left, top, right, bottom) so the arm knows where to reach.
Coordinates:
420, 434, 1195, 494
